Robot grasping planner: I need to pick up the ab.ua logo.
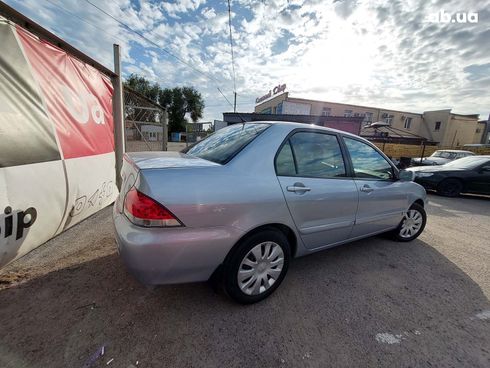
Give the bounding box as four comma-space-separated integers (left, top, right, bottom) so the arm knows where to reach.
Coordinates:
61, 85, 105, 125
426, 10, 478, 24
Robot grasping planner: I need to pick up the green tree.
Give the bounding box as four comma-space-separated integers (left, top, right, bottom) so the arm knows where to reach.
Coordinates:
124, 74, 160, 103
158, 87, 204, 133
124, 74, 204, 133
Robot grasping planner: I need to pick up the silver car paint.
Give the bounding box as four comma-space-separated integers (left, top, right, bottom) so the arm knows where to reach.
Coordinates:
113, 122, 427, 285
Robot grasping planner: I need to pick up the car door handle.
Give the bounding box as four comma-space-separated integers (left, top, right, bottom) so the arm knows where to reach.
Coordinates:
287, 184, 311, 193
360, 185, 374, 193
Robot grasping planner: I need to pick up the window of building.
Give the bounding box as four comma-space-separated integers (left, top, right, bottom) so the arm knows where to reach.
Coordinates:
343, 137, 394, 180
435, 121, 441, 131
363, 112, 373, 122
344, 109, 353, 117
261, 107, 272, 114
272, 106, 277, 114
476, 128, 481, 133
277, 102, 283, 114
383, 114, 394, 125
404, 117, 412, 129
275, 132, 346, 178
322, 107, 331, 116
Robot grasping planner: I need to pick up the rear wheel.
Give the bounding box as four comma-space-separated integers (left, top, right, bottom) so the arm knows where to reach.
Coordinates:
437, 178, 463, 197
393, 203, 426, 242
223, 229, 290, 304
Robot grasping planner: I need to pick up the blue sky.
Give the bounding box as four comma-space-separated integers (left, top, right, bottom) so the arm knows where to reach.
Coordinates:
4, 0, 490, 121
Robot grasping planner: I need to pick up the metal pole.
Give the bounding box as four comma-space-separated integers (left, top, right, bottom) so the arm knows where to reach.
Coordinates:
112, 44, 125, 190
161, 109, 168, 151
233, 92, 237, 113
420, 142, 426, 160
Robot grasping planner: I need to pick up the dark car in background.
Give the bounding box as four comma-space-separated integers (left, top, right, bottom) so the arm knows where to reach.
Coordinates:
408, 156, 490, 197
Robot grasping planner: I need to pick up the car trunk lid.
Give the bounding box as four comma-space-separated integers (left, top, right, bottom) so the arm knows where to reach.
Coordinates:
116, 152, 219, 213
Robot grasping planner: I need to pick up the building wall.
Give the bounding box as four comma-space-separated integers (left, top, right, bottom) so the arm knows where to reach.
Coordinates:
422, 110, 480, 146
445, 115, 479, 146
254, 93, 289, 114
282, 100, 311, 115
255, 95, 481, 146
473, 121, 486, 144
422, 110, 450, 144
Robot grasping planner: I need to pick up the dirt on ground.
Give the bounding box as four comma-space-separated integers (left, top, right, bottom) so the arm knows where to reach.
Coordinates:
0, 194, 489, 368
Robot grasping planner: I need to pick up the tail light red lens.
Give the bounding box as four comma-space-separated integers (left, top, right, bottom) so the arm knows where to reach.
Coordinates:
124, 188, 182, 227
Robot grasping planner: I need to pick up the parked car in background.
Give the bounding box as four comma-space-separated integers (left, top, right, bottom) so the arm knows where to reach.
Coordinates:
113, 122, 427, 304
463, 144, 490, 148
408, 156, 490, 197
411, 150, 474, 166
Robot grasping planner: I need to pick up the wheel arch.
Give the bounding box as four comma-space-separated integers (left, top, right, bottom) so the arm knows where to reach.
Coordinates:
209, 223, 298, 283
226, 223, 297, 262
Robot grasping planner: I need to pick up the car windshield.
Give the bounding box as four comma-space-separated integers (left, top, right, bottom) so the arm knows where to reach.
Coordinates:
431, 151, 456, 159
184, 123, 270, 164
443, 156, 489, 169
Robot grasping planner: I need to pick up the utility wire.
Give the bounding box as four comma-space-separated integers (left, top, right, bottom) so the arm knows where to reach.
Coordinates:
217, 87, 234, 108
44, 0, 127, 45
82, 0, 228, 89
47, 0, 238, 111
227, 0, 237, 94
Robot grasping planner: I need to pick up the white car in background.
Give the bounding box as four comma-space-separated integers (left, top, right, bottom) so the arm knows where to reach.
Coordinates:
411, 150, 474, 166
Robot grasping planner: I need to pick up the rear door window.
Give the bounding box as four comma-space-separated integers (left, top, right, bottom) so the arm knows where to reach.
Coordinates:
275, 131, 346, 178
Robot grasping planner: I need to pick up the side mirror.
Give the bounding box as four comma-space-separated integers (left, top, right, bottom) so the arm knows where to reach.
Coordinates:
399, 169, 415, 182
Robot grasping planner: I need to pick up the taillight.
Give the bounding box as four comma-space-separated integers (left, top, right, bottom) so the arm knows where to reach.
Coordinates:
124, 188, 182, 227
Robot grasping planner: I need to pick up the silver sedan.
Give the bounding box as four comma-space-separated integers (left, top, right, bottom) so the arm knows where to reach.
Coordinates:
113, 122, 427, 303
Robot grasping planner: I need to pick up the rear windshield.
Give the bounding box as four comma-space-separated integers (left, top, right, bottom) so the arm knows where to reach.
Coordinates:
184, 123, 270, 164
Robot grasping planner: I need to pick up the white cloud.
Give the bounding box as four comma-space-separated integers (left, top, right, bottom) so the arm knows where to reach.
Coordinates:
3, 0, 490, 121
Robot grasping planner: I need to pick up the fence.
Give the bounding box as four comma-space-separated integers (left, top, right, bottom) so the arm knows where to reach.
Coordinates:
373, 142, 490, 159
123, 87, 167, 152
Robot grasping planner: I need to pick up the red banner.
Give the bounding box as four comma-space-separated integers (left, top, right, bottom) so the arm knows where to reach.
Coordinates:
16, 26, 114, 159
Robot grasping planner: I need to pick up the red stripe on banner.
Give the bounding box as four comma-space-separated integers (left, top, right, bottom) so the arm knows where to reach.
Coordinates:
15, 26, 114, 159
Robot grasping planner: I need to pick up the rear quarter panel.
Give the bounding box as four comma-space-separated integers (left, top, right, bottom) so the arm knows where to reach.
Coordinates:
137, 125, 305, 252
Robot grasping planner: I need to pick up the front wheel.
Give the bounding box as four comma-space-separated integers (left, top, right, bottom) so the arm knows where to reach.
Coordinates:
223, 229, 290, 304
437, 178, 463, 197
393, 203, 426, 242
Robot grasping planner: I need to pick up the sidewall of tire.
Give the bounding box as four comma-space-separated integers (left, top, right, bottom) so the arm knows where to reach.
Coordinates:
437, 178, 463, 197
223, 229, 290, 304
394, 203, 427, 242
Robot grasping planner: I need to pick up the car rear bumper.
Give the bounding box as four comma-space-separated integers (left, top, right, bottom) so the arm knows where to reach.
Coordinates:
113, 207, 244, 285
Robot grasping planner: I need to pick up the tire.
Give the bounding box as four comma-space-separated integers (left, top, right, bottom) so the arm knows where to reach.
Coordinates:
223, 229, 290, 304
437, 178, 463, 197
392, 203, 427, 242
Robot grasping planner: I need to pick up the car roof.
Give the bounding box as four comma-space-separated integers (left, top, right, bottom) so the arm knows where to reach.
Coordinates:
242, 120, 359, 138
435, 149, 474, 153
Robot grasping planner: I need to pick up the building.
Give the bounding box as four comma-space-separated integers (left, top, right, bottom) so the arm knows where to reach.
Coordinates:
476, 119, 490, 144
223, 112, 364, 135
254, 92, 483, 147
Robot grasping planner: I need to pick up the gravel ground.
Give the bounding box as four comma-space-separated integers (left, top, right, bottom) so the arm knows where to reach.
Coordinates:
0, 194, 489, 368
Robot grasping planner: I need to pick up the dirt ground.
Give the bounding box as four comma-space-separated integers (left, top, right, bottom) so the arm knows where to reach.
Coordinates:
0, 194, 489, 368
